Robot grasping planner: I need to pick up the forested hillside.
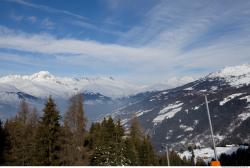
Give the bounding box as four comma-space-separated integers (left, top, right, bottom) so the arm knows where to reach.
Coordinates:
0, 95, 197, 166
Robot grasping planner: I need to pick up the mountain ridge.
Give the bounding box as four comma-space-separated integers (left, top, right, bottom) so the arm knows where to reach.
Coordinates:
108, 64, 250, 151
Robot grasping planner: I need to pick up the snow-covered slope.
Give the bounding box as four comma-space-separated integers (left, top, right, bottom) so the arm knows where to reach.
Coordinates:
109, 64, 250, 151
178, 146, 249, 164
208, 64, 250, 87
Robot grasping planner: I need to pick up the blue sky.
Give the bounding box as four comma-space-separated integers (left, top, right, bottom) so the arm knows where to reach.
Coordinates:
0, 0, 250, 84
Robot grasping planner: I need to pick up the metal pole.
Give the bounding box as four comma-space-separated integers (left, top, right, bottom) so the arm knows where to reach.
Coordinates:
166, 145, 170, 166
205, 95, 218, 161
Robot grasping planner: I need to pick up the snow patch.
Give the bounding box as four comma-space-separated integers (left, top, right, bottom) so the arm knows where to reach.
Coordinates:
238, 112, 250, 121
185, 127, 194, 132
214, 134, 225, 141
180, 124, 194, 131
240, 95, 250, 102
178, 146, 248, 164
135, 109, 153, 117
194, 106, 199, 110
210, 86, 218, 91
153, 101, 183, 124
183, 87, 193, 91
219, 93, 244, 106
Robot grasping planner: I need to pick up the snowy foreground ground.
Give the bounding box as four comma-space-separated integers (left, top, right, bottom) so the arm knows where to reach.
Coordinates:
178, 145, 249, 164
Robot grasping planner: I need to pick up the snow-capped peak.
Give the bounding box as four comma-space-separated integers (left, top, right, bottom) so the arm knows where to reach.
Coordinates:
209, 64, 250, 78
0, 71, 143, 99
30, 71, 54, 80
208, 64, 250, 87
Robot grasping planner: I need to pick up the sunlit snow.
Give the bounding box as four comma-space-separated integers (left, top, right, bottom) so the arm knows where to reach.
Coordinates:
153, 101, 183, 124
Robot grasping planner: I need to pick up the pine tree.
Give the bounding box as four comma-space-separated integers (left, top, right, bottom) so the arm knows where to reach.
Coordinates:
17, 99, 29, 124
112, 119, 130, 165
88, 122, 102, 149
124, 117, 144, 165
61, 94, 88, 165
124, 138, 138, 165
0, 120, 7, 165
90, 117, 129, 166
26, 107, 39, 165
129, 117, 144, 142
4, 100, 37, 165
34, 96, 62, 166
138, 135, 156, 166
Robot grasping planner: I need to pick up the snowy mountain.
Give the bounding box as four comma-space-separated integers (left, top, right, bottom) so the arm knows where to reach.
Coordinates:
0, 71, 142, 99
0, 71, 194, 121
109, 64, 250, 151
0, 71, 143, 121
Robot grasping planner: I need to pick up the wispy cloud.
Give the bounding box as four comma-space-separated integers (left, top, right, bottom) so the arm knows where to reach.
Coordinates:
27, 16, 37, 23
0, 26, 165, 64
6, 0, 124, 35
1, 0, 250, 83
10, 12, 23, 21
7, 0, 88, 20
10, 11, 37, 24
41, 18, 54, 29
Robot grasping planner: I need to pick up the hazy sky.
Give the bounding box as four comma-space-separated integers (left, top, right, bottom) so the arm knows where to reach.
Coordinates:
0, 0, 249, 84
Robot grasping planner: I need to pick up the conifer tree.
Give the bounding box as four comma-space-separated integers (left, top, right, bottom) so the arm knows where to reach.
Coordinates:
124, 117, 144, 165
34, 96, 62, 166
0, 120, 7, 165
129, 117, 144, 142
61, 94, 87, 165
124, 138, 138, 165
138, 135, 156, 165
88, 122, 102, 149
4, 100, 37, 165
90, 117, 129, 166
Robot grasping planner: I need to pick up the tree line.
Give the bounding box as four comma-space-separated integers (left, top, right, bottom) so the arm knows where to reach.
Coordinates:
0, 94, 206, 166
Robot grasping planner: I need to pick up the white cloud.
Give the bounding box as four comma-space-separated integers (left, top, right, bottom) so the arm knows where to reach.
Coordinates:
1, 0, 250, 84
0, 27, 168, 64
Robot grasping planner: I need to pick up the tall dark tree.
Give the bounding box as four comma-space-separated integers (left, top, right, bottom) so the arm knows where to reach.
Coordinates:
138, 135, 156, 166
124, 117, 144, 165
34, 96, 62, 166
88, 122, 102, 149
4, 100, 38, 165
61, 94, 88, 165
124, 137, 137, 165
0, 120, 7, 165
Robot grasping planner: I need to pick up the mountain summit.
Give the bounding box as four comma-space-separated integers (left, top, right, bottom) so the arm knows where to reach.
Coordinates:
0, 71, 142, 98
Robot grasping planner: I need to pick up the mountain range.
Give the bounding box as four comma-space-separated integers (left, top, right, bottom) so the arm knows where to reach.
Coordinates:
0, 64, 249, 151
0, 70, 192, 121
